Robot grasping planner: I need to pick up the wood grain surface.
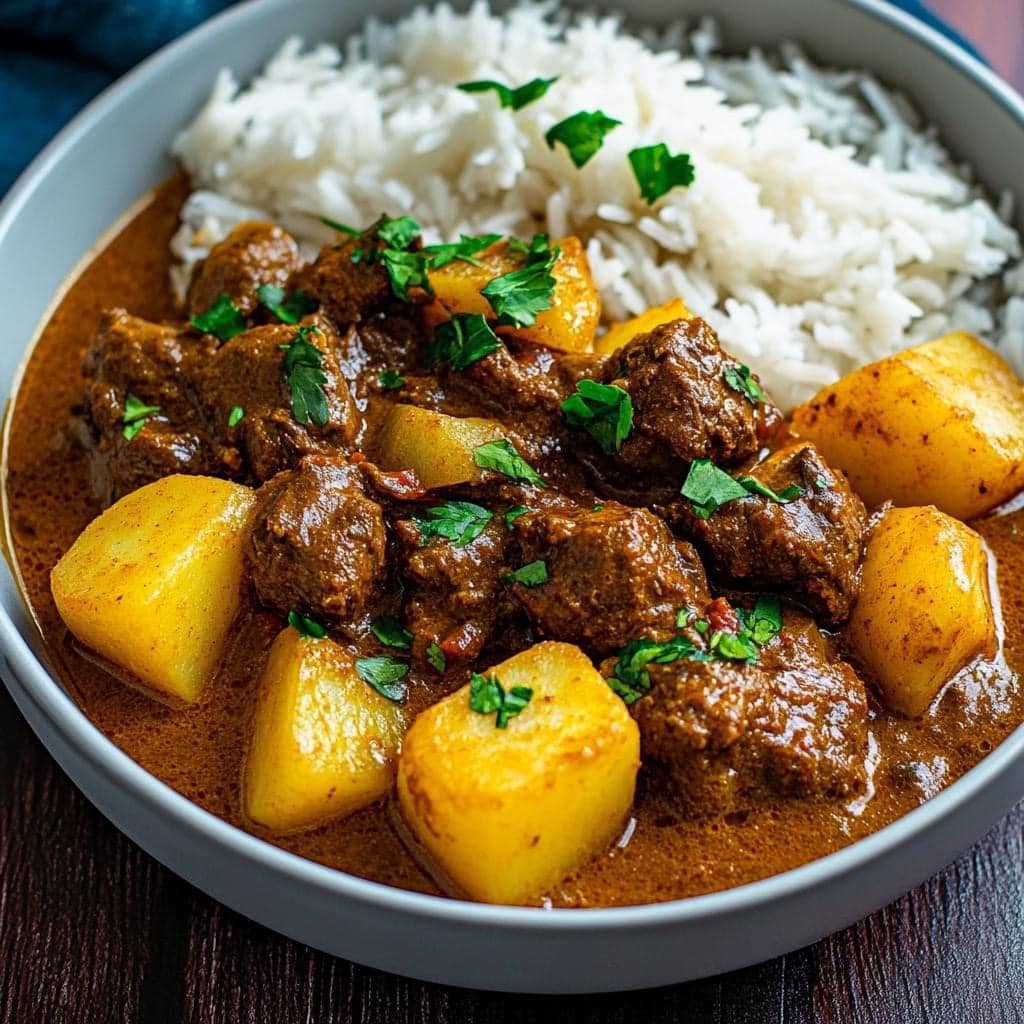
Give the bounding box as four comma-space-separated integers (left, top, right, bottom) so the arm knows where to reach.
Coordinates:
2, 3, 1024, 1021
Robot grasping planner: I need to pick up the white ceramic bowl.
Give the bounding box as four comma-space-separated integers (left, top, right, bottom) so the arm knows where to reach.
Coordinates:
2, 0, 1023, 994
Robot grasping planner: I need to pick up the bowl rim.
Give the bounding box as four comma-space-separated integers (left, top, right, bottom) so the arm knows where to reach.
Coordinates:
2, 0, 1024, 931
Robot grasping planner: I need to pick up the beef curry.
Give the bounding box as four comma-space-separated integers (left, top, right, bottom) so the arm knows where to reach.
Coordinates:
7, 174, 1024, 906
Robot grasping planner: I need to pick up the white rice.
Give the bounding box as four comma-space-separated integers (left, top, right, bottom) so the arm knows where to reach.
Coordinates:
171, 2, 1024, 410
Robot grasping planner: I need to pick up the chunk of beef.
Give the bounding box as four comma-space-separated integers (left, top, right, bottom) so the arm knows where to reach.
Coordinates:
507, 500, 710, 654
671, 441, 867, 624
247, 456, 387, 629
187, 222, 302, 319
630, 607, 869, 816
195, 320, 360, 481
83, 308, 225, 503
395, 516, 510, 669
333, 313, 425, 410
604, 318, 782, 477
291, 234, 393, 326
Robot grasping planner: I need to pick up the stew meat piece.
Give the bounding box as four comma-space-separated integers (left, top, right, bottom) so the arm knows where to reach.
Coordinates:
83, 308, 225, 503
630, 607, 869, 815
508, 500, 710, 654
605, 318, 782, 476
291, 233, 393, 326
187, 221, 302, 319
247, 456, 387, 630
195, 319, 360, 481
671, 441, 868, 624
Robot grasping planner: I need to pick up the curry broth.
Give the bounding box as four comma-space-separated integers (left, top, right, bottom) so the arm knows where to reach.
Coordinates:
6, 176, 1023, 907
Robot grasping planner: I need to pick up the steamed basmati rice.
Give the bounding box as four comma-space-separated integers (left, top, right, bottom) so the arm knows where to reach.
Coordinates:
171, 2, 1024, 409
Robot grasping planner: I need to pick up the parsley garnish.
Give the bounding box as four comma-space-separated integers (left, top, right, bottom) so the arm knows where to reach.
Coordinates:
814, 475, 829, 490
227, 405, 245, 428
190, 293, 246, 341
356, 656, 408, 702
379, 369, 406, 390
473, 439, 545, 487
381, 249, 433, 302
122, 394, 159, 441
422, 233, 502, 269
739, 596, 783, 647
412, 501, 493, 547
469, 672, 533, 728
609, 635, 708, 704
723, 364, 766, 406
377, 216, 421, 250
371, 616, 413, 650
504, 505, 529, 527
425, 313, 501, 370
281, 326, 329, 428
288, 611, 326, 639
676, 606, 697, 628
545, 110, 621, 168
457, 76, 558, 110
320, 216, 360, 236
503, 560, 548, 587
506, 233, 551, 262
681, 459, 803, 519
560, 380, 633, 454
426, 642, 446, 674
480, 242, 559, 327
257, 284, 317, 324
628, 143, 695, 204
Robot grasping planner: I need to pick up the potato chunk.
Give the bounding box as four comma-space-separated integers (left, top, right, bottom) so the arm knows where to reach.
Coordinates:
594, 298, 692, 356
375, 404, 503, 489
846, 506, 995, 717
427, 237, 600, 353
51, 475, 255, 704
244, 629, 405, 833
397, 641, 639, 904
792, 332, 1024, 518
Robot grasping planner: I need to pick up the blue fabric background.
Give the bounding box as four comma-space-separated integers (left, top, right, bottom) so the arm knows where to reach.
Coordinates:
0, 0, 979, 198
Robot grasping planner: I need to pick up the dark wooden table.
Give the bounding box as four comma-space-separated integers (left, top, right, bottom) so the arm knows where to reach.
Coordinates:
3, 3, 1024, 1021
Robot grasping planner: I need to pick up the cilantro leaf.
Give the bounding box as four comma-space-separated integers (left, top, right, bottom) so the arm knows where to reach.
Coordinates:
228, 405, 245, 427
412, 501, 493, 547
426, 642, 446, 674
377, 216, 421, 250
504, 505, 529, 527
425, 313, 501, 371
122, 393, 159, 441
371, 616, 413, 650
741, 596, 783, 647
320, 215, 360, 235
355, 656, 408, 702
609, 635, 708, 704
190, 293, 246, 341
506, 233, 552, 263
281, 326, 329, 428
457, 76, 558, 110
560, 380, 633, 454
381, 249, 433, 302
681, 459, 803, 518
379, 369, 406, 390
628, 143, 695, 204
723, 364, 766, 406
473, 439, 545, 487
469, 672, 533, 728
480, 256, 558, 327
288, 610, 326, 639
257, 284, 317, 324
710, 629, 758, 663
545, 110, 621, 168
503, 560, 548, 587
422, 233, 503, 269
736, 476, 805, 504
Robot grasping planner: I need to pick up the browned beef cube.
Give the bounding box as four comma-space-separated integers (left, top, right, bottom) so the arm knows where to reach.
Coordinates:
187, 221, 302, 319
507, 500, 710, 654
631, 608, 869, 815
247, 456, 387, 629
291, 234, 393, 326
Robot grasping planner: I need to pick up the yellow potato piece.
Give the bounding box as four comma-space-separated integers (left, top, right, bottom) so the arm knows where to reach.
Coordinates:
594, 298, 692, 356
846, 506, 995, 717
397, 641, 639, 905
792, 332, 1024, 519
50, 475, 255, 704
375, 404, 504, 488
427, 236, 600, 353
244, 629, 406, 833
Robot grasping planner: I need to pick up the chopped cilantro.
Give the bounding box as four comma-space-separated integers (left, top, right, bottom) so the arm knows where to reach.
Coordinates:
122, 393, 159, 441
814, 475, 829, 490
281, 326, 329, 428
412, 501, 493, 547
545, 110, 621, 168
288, 611, 326, 639
379, 369, 406, 391
377, 216, 421, 250
320, 215, 360, 235
355, 656, 408, 702
457, 76, 558, 110
723, 364, 766, 406
592, 504, 604, 512
190, 293, 246, 341
503, 560, 548, 587
710, 629, 758, 663
738, 596, 783, 647
681, 459, 803, 518
227, 405, 245, 428
608, 635, 708, 704
424, 313, 501, 371
480, 254, 558, 327
381, 248, 433, 302
422, 233, 502, 269
560, 380, 633, 454
257, 284, 317, 324
473, 439, 545, 487
676, 606, 697, 628
506, 232, 552, 262
469, 672, 533, 728
426, 642, 447, 674
739, 477, 805, 505
504, 505, 529, 528
628, 143, 695, 204
371, 616, 413, 650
